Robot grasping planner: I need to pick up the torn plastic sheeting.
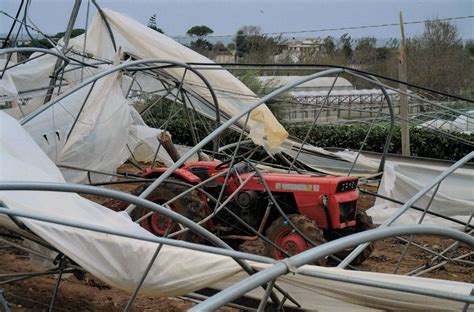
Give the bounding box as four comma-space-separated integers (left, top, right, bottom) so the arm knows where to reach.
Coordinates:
127, 106, 174, 166
367, 161, 474, 228
280, 144, 380, 177
0, 54, 55, 95
22, 70, 132, 183
67, 9, 288, 152
0, 53, 100, 120
0, 63, 18, 98
0, 111, 243, 295
1, 56, 184, 180
0, 53, 98, 98
214, 263, 474, 311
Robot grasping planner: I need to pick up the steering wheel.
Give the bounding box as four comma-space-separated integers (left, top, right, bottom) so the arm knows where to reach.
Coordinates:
214, 156, 246, 171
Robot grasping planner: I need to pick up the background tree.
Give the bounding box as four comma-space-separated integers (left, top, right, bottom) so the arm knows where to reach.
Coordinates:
234, 30, 246, 60
53, 28, 85, 39
147, 14, 164, 34
339, 33, 353, 62
323, 36, 336, 56
465, 40, 474, 57
28, 28, 85, 50
186, 25, 214, 38
212, 41, 227, 53
353, 37, 377, 67
233, 25, 277, 63
187, 25, 214, 53
406, 20, 472, 95
227, 42, 236, 52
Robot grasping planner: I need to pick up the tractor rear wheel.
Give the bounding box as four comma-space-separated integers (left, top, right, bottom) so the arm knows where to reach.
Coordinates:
133, 180, 208, 242
264, 214, 325, 265
336, 209, 375, 265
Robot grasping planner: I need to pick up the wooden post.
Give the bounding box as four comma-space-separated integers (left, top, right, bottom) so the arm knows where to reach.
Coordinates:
399, 11, 410, 156
158, 132, 181, 163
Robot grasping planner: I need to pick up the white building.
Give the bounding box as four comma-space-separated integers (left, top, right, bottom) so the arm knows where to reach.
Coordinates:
275, 39, 323, 63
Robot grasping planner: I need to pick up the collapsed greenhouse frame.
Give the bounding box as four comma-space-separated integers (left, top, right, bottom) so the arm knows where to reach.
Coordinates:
0, 153, 472, 311
1, 2, 473, 311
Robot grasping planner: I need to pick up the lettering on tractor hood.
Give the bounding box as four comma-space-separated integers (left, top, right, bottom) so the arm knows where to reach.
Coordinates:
275, 183, 320, 192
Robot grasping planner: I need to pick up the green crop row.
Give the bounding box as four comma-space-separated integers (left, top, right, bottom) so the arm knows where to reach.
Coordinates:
284, 123, 473, 161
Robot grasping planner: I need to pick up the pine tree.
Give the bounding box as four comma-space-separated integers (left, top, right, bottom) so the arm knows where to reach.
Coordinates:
147, 14, 164, 34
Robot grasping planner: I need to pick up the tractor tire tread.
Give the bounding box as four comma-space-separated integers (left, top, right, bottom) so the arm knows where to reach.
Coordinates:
264, 214, 326, 265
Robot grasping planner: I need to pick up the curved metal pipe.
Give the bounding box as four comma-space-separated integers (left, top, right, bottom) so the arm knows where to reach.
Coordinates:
1, 0, 25, 49
338, 150, 474, 268
0, 181, 256, 277
90, 0, 117, 52
128, 64, 222, 154
126, 68, 345, 214
0, 207, 273, 265
344, 70, 396, 173
187, 62, 474, 104
17, 58, 218, 125
14, 57, 222, 152
0, 47, 69, 64
190, 224, 474, 311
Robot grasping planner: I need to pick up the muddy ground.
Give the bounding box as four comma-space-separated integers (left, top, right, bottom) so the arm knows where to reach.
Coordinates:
1, 182, 472, 311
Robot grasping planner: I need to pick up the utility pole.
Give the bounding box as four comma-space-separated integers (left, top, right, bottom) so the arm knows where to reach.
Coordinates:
399, 11, 410, 156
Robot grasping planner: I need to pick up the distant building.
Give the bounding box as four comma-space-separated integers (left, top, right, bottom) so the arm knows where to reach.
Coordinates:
276, 39, 323, 62
0, 38, 32, 47
212, 53, 234, 64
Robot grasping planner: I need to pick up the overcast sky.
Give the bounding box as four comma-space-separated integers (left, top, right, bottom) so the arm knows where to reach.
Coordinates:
1, 0, 472, 41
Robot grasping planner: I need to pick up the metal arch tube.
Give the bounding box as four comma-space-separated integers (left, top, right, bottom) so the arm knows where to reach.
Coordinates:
294, 268, 474, 305
125, 68, 345, 214
90, 0, 117, 52
346, 70, 473, 120
337, 151, 474, 268
0, 47, 70, 64
127, 62, 222, 149
287, 73, 340, 173
187, 62, 474, 104
42, 0, 81, 105
16, 57, 222, 150
190, 225, 474, 311
1, 0, 25, 49
344, 70, 396, 172
375, 83, 395, 172
0, 181, 260, 274
0, 206, 274, 264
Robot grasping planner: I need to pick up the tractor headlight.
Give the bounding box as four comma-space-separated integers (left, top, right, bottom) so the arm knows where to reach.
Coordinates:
336, 180, 358, 192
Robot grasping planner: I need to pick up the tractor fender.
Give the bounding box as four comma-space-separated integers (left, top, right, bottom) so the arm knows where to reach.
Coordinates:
141, 167, 202, 184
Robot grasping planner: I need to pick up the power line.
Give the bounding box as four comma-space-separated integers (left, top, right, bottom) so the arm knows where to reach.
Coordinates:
171, 15, 474, 39
186, 63, 474, 104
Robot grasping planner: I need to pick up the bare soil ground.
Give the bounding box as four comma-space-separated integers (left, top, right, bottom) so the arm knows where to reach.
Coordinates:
1, 181, 472, 311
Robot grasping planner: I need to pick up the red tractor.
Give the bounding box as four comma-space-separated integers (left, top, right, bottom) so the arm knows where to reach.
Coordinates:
107, 160, 374, 264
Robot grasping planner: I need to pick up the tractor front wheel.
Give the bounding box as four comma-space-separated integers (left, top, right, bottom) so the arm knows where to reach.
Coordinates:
264, 214, 325, 265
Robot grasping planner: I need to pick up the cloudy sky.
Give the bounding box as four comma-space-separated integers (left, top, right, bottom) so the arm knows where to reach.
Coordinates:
1, 0, 472, 41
